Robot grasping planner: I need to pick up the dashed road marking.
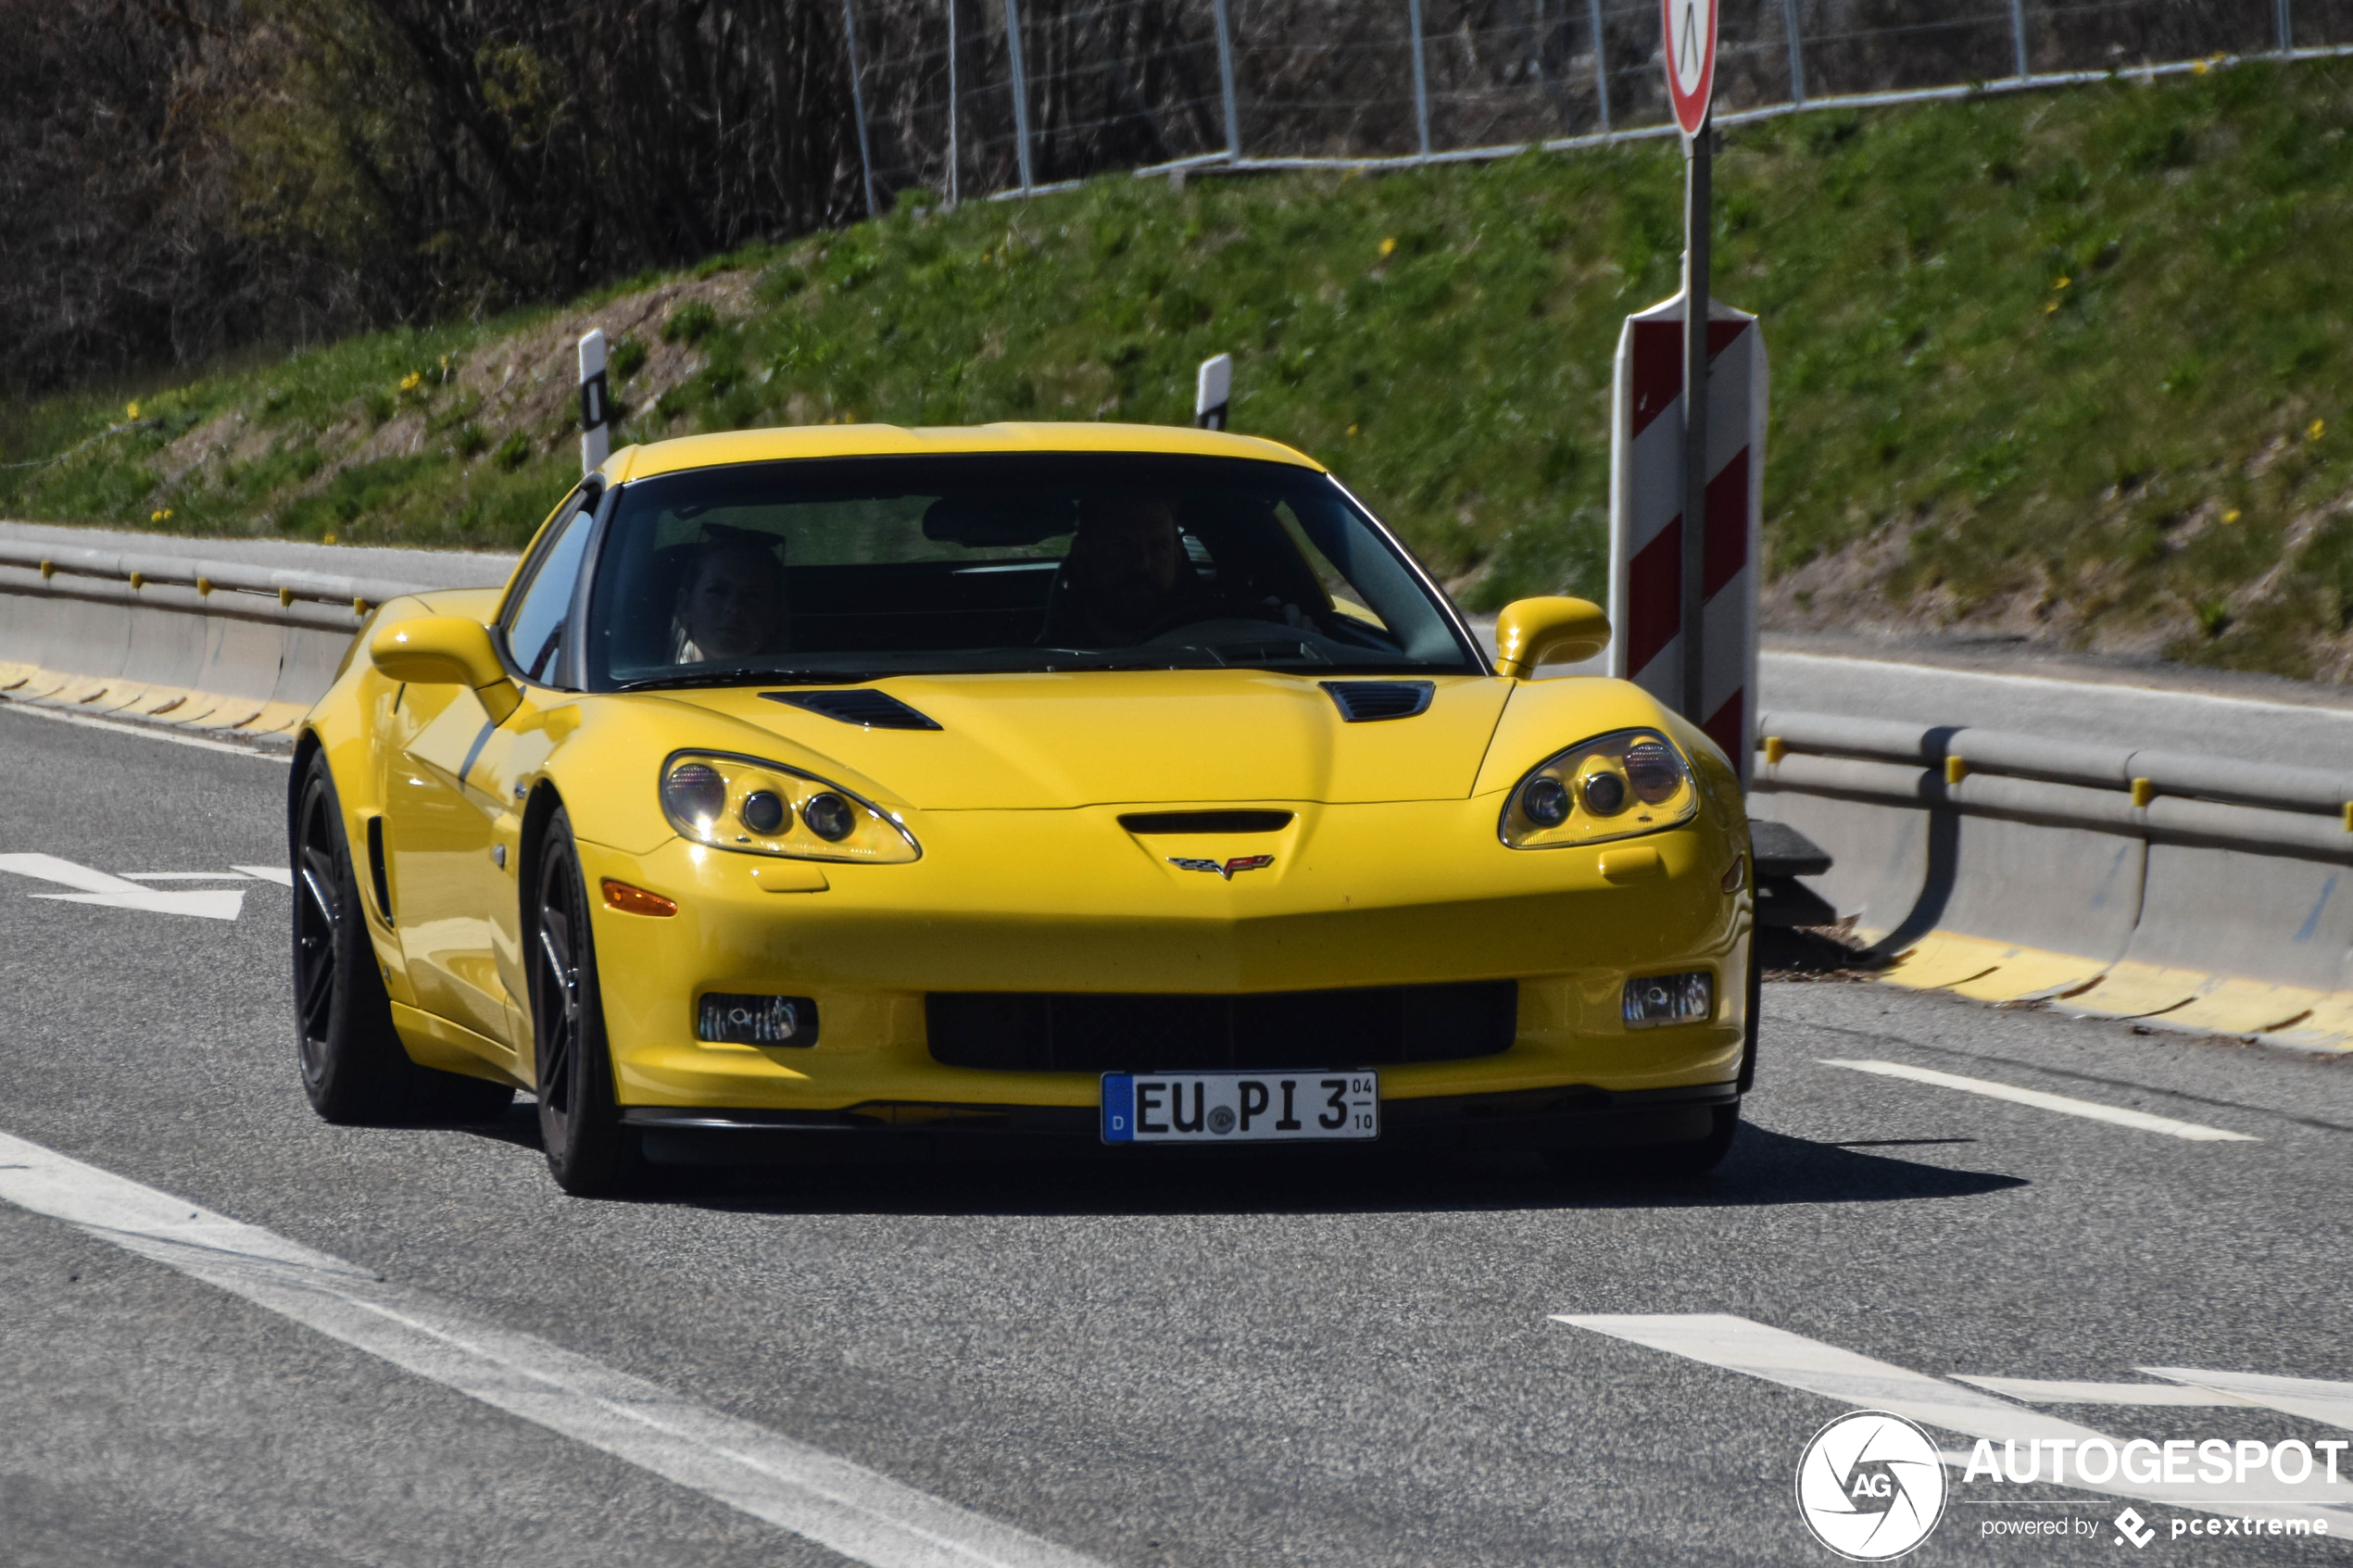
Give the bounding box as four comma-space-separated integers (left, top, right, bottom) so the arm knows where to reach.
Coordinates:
1952, 1376, 2255, 1407
0, 853, 245, 921
1819, 1058, 2260, 1142
1551, 1313, 2353, 1528
0, 1126, 1109, 1568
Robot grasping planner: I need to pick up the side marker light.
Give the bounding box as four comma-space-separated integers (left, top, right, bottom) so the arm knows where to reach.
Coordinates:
1721, 853, 1746, 894
601, 878, 677, 917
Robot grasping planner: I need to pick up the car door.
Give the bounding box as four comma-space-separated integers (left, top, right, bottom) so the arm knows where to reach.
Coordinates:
383, 488, 599, 1060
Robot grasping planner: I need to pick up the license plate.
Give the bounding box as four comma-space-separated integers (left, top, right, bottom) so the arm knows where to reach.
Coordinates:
1101, 1071, 1378, 1144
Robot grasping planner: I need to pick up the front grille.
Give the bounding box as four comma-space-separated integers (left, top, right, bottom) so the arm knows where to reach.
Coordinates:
925, 981, 1517, 1073
1116, 809, 1293, 834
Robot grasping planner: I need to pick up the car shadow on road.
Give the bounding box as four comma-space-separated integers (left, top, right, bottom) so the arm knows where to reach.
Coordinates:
561, 1122, 2026, 1218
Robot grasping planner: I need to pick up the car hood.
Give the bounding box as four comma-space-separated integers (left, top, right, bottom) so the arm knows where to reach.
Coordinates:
656, 671, 1514, 809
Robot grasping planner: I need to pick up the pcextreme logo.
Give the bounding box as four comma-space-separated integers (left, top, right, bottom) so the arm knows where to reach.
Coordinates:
1796, 1411, 1949, 1560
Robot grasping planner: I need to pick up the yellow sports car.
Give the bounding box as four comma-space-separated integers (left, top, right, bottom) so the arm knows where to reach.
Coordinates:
291, 424, 1754, 1194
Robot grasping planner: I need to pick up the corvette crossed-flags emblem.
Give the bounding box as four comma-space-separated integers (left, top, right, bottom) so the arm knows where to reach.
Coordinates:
1168, 855, 1275, 880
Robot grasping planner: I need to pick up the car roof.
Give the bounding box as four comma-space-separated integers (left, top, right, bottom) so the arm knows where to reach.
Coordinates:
599, 421, 1326, 483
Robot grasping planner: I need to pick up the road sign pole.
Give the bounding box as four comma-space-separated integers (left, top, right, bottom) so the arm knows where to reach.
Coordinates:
1680, 118, 1711, 725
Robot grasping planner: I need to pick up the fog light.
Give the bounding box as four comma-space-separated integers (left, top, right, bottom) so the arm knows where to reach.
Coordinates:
696, 993, 819, 1047
1623, 971, 1712, 1028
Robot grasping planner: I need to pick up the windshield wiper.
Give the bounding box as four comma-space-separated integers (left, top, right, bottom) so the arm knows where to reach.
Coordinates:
613, 668, 875, 692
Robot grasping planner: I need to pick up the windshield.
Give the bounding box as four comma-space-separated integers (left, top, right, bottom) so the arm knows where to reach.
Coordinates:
580, 453, 1480, 688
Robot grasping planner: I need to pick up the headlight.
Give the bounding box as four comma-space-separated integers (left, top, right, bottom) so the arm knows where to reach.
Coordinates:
659, 751, 919, 863
1500, 728, 1700, 849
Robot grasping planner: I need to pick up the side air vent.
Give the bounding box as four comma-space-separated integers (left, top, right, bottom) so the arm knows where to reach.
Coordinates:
1117, 810, 1294, 834
762, 689, 943, 731
1321, 680, 1436, 722
364, 814, 394, 925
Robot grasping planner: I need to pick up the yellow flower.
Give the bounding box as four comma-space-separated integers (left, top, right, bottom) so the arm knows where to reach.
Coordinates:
2310, 419, 2327, 439
2222, 508, 2243, 524
2054, 276, 2070, 289
2044, 300, 2059, 315
1347, 422, 1360, 437
162, 508, 172, 521
149, 509, 162, 522
126, 401, 140, 420
323, 532, 337, 545
399, 370, 422, 393
2192, 58, 2208, 74
1378, 237, 1398, 259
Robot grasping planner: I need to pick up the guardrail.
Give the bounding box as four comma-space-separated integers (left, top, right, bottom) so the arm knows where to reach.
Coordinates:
1753, 710, 2353, 1053
0, 540, 423, 621
0, 540, 449, 738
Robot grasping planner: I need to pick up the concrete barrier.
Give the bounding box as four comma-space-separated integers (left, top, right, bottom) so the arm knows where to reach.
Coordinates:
1755, 709, 2353, 1051
0, 528, 511, 743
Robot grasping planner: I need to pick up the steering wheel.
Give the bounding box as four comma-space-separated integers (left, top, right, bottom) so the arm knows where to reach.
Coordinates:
1135, 600, 1297, 646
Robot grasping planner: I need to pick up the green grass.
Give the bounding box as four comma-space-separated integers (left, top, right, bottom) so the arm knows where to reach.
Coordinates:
10, 56, 2353, 674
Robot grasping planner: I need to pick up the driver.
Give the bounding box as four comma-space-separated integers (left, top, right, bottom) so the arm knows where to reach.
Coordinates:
1061, 492, 1194, 646
675, 538, 788, 663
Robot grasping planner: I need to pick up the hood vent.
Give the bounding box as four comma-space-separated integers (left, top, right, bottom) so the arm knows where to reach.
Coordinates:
1118, 809, 1294, 835
763, 688, 943, 731
1321, 681, 1435, 722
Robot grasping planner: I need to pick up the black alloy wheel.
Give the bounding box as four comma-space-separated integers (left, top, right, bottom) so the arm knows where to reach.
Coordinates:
530, 809, 632, 1195
292, 753, 513, 1124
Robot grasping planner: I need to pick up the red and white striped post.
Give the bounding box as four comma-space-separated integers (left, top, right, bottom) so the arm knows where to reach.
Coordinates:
1604, 295, 1768, 784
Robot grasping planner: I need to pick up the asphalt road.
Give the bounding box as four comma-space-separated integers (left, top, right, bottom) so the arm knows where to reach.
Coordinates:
4, 699, 2352, 1566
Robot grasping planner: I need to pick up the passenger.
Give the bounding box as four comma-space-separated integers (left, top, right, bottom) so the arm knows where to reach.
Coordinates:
675, 538, 788, 662
1059, 493, 1194, 646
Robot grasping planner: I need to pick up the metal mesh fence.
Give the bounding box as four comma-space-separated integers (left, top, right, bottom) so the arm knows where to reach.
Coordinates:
839, 0, 2345, 205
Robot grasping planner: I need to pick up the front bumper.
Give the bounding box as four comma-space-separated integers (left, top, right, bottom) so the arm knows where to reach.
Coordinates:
571, 798, 1750, 1115
621, 1082, 1738, 1164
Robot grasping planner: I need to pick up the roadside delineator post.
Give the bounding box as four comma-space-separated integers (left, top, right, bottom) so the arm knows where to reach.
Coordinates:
1195, 354, 1233, 431
1605, 295, 1767, 784
578, 330, 610, 477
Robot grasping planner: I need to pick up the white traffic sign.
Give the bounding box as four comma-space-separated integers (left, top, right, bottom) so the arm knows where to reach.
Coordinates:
1662, 0, 1718, 137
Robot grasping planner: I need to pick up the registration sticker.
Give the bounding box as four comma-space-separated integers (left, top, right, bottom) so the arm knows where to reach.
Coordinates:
1101, 1070, 1378, 1144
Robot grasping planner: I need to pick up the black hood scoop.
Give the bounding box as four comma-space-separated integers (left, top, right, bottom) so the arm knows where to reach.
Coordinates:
763, 688, 943, 731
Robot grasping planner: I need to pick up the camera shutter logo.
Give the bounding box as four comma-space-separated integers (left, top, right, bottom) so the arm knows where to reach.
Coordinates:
1794, 1410, 1947, 1560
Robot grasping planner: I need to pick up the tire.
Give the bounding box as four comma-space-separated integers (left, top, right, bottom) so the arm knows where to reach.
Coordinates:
529, 809, 634, 1196
1542, 1103, 1740, 1180
292, 753, 514, 1125
1736, 935, 1762, 1094
1629, 1101, 1741, 1177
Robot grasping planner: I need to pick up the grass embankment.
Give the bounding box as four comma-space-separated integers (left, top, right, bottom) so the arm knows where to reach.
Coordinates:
9, 58, 2353, 677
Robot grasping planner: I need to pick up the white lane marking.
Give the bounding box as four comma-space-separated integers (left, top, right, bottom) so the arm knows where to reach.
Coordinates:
0, 698, 291, 760
1770, 650, 2353, 728
231, 863, 295, 886
122, 872, 255, 882
0, 852, 245, 922
1819, 1059, 2259, 1142
2145, 1369, 2353, 1433
1552, 1314, 2353, 1527
1952, 1376, 2256, 1407
0, 1128, 1108, 1568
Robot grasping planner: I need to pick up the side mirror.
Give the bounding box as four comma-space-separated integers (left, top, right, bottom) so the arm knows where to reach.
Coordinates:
1493, 596, 1611, 680
370, 616, 521, 722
